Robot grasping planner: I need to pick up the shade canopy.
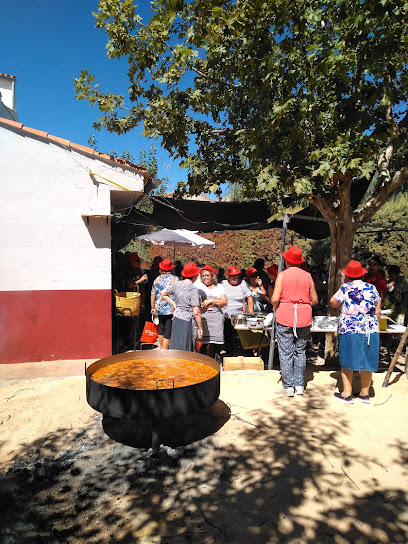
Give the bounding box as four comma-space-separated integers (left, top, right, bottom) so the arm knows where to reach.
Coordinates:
116, 176, 371, 239
136, 228, 215, 249
112, 178, 371, 250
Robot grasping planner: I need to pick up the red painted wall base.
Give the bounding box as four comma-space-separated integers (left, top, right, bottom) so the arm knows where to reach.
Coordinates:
0, 290, 112, 364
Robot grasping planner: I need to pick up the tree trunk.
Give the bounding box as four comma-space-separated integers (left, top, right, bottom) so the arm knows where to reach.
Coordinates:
324, 220, 357, 358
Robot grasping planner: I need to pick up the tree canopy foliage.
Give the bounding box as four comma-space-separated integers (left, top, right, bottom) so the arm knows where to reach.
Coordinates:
75, 0, 408, 210
75, 0, 408, 320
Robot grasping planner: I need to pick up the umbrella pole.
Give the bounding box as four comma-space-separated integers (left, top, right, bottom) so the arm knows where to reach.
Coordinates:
173, 244, 176, 263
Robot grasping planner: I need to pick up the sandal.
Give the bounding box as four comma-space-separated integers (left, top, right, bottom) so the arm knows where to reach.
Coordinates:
334, 392, 354, 404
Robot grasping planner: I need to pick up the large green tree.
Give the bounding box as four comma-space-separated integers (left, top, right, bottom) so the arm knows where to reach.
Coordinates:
75, 0, 408, 298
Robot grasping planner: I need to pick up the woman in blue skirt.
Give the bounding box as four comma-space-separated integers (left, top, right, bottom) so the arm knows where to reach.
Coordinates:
330, 260, 382, 404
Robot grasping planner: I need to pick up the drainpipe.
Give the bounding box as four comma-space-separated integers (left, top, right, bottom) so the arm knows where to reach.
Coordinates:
11, 78, 16, 112
142, 176, 162, 196
128, 175, 162, 208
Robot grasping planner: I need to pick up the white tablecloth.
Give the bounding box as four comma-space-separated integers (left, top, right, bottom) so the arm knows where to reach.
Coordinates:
311, 317, 406, 334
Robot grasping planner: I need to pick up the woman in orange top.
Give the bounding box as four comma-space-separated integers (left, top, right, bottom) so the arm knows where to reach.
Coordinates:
272, 246, 318, 397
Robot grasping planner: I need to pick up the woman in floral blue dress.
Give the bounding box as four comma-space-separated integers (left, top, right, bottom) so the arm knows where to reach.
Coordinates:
330, 260, 381, 405
150, 258, 178, 349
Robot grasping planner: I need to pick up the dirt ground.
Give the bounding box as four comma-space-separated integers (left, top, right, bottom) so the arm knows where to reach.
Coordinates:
0, 355, 407, 544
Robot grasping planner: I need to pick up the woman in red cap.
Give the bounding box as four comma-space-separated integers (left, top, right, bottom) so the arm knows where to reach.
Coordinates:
150, 258, 179, 349
161, 262, 203, 351
245, 266, 273, 313
221, 266, 254, 355
330, 260, 381, 404
266, 264, 279, 290
272, 246, 319, 397
194, 265, 227, 358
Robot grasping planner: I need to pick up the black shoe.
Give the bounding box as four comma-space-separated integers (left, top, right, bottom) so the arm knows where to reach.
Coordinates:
356, 394, 370, 404
334, 392, 353, 404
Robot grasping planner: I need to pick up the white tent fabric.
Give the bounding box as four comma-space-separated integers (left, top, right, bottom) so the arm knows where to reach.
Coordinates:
136, 229, 215, 248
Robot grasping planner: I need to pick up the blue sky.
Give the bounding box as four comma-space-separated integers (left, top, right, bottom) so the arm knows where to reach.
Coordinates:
1, 0, 186, 190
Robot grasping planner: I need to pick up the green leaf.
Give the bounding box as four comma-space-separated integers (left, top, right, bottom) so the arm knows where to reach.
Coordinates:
360, 161, 376, 179
347, 158, 362, 170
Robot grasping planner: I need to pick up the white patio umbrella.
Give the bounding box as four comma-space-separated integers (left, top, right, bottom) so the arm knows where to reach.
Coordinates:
136, 228, 215, 261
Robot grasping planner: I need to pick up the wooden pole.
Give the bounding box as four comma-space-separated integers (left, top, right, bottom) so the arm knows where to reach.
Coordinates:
382, 327, 408, 387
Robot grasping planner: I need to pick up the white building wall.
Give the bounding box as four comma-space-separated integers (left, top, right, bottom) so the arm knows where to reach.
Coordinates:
0, 77, 15, 110
0, 127, 145, 292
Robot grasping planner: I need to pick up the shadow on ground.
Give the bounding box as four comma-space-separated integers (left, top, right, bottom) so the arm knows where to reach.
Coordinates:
102, 399, 231, 448
1, 388, 407, 544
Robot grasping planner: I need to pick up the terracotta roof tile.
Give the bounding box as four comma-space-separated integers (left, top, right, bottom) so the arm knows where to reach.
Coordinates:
0, 118, 23, 130
48, 134, 71, 147
95, 151, 114, 161
24, 126, 49, 138
0, 73, 17, 80
0, 116, 148, 173
70, 141, 93, 154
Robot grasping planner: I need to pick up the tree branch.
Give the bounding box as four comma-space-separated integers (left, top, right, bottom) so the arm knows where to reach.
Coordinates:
371, 110, 408, 192
355, 165, 408, 223
309, 194, 336, 220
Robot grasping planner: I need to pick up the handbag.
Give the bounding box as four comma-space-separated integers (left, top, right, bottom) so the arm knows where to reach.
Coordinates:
152, 313, 159, 326
140, 321, 159, 343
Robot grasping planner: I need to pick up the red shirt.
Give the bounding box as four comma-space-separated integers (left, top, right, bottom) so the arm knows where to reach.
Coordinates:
364, 272, 387, 294
275, 267, 313, 327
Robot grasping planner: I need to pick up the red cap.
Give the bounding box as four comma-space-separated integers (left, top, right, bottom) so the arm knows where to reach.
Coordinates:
342, 260, 367, 279
282, 246, 304, 265
181, 262, 202, 278
159, 258, 173, 271
227, 266, 241, 276
127, 253, 141, 262
267, 264, 278, 276
201, 265, 216, 274
245, 267, 258, 279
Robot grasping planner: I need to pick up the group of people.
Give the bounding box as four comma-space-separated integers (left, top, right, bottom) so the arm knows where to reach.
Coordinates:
363, 256, 408, 326
273, 250, 407, 403
150, 258, 279, 359
112, 248, 407, 404
112, 253, 281, 355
